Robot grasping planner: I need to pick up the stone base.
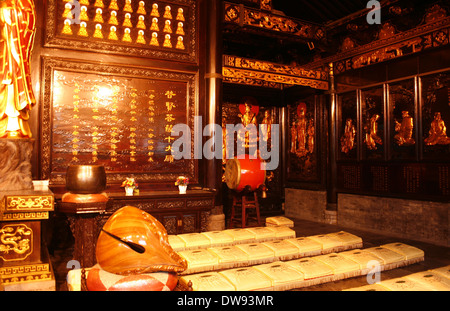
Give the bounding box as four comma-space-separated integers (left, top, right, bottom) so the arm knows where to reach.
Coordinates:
207, 213, 225, 231
0, 138, 34, 191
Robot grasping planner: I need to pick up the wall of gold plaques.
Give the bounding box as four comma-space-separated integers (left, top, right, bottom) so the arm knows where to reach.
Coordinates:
39, 0, 200, 188
336, 69, 450, 200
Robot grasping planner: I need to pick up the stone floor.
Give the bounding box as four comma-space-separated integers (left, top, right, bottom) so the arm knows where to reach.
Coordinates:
49, 216, 450, 291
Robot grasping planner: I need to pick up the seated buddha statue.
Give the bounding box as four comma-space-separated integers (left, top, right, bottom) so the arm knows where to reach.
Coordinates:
424, 112, 450, 146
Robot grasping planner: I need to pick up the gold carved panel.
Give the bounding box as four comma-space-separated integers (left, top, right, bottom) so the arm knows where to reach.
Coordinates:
44, 0, 198, 63
40, 57, 198, 186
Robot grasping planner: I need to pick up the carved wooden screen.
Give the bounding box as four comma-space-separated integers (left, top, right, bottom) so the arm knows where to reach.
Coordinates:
41, 57, 197, 186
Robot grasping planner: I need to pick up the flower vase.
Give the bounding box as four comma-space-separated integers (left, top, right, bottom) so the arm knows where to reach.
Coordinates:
178, 185, 187, 194
125, 186, 134, 196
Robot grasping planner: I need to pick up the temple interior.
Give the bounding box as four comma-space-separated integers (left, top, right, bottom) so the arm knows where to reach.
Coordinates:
0, 0, 449, 293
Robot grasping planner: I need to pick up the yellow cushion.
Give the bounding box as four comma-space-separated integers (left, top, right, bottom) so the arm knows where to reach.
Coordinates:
168, 235, 185, 252
201, 231, 234, 247
307, 234, 344, 251
219, 267, 273, 291
177, 233, 211, 249
379, 277, 433, 291
223, 229, 255, 244
285, 257, 334, 279
179, 272, 236, 291
364, 246, 405, 265
285, 237, 323, 255
405, 271, 450, 291
236, 243, 275, 263
381, 243, 424, 260
343, 283, 391, 291
325, 231, 362, 247
245, 227, 277, 241
253, 261, 304, 289
177, 249, 219, 273
339, 249, 385, 270
265, 226, 296, 239
207, 246, 249, 265
314, 253, 360, 275
265, 216, 294, 227
430, 265, 450, 280
262, 240, 300, 259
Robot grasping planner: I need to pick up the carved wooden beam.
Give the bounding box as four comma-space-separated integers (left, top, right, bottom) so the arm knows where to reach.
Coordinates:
223, 55, 329, 90
224, 1, 326, 42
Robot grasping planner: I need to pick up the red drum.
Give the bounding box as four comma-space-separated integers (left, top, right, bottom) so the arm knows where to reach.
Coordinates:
225, 156, 266, 192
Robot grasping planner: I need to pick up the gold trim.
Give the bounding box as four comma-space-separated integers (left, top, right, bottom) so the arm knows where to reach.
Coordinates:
0, 263, 52, 284
223, 67, 329, 90
6, 196, 54, 211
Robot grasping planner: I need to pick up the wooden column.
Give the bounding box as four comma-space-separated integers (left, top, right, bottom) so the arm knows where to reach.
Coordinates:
204, 0, 223, 198
327, 63, 338, 211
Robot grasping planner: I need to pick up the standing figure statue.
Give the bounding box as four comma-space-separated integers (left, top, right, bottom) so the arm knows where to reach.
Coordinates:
340, 118, 356, 154
394, 110, 415, 146
0, 0, 36, 138
364, 114, 383, 150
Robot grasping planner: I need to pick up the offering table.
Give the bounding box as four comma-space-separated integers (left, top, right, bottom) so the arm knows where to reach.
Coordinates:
57, 189, 216, 268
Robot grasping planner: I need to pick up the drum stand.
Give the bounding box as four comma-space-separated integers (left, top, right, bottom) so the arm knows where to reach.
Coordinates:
228, 191, 261, 228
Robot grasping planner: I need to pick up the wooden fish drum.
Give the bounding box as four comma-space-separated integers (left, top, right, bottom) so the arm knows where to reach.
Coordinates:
225, 157, 266, 192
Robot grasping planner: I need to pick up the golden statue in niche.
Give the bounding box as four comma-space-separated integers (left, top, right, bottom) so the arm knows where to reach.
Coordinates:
290, 103, 314, 157
394, 110, 415, 146
364, 114, 383, 150
260, 109, 272, 142
307, 119, 315, 154
340, 118, 356, 154
424, 112, 450, 145
238, 98, 258, 149
0, 0, 36, 138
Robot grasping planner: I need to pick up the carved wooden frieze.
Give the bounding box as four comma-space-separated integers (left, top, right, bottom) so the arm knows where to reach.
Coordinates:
223, 55, 329, 90
40, 57, 197, 186
224, 1, 326, 42
306, 6, 450, 74
45, 0, 198, 63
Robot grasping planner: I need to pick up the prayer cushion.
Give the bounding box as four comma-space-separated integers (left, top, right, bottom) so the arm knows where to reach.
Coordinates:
177, 249, 219, 274
339, 249, 385, 271
430, 265, 450, 280
253, 261, 304, 290
285, 237, 323, 255
285, 257, 334, 280
265, 216, 294, 227
86, 265, 177, 291
307, 234, 344, 252
219, 267, 273, 291
314, 253, 360, 276
404, 271, 450, 291
222, 228, 255, 244
343, 283, 391, 291
265, 226, 296, 239
378, 277, 432, 291
381, 243, 424, 261
168, 235, 185, 252
179, 272, 236, 291
245, 227, 277, 242
235, 242, 275, 264
262, 240, 300, 260
177, 233, 211, 250
364, 246, 406, 265
201, 231, 234, 247
207, 246, 249, 266
325, 231, 362, 247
